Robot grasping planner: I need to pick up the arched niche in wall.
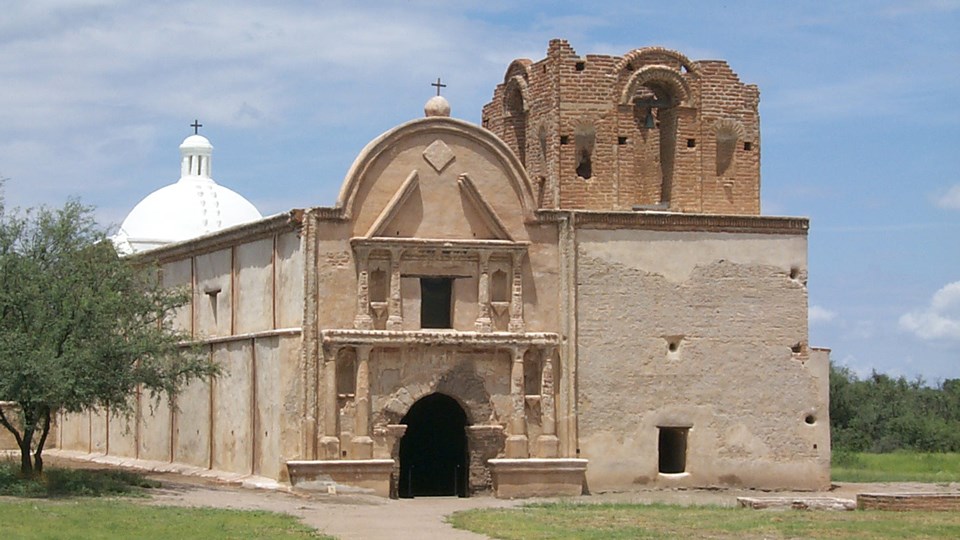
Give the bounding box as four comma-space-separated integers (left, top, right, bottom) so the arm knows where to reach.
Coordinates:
503, 76, 529, 167
714, 118, 746, 177
573, 120, 596, 180
621, 66, 692, 205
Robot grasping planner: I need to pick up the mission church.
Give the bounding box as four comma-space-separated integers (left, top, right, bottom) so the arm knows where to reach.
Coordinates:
56, 40, 831, 498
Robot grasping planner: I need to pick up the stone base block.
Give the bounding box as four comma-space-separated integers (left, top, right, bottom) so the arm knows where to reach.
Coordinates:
738, 496, 856, 511
858, 492, 960, 511
504, 435, 529, 458
488, 458, 588, 498
286, 459, 394, 497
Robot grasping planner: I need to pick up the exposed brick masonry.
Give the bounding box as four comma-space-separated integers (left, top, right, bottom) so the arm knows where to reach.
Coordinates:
482, 39, 761, 215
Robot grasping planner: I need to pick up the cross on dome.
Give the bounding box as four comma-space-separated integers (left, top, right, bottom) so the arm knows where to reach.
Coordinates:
431, 77, 446, 96
190, 119, 203, 134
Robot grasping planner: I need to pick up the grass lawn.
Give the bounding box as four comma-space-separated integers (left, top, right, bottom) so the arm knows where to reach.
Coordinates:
450, 502, 960, 540
0, 499, 329, 539
832, 451, 960, 483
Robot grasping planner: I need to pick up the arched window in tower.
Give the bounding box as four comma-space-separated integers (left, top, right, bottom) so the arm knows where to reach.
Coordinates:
504, 82, 527, 166
633, 82, 679, 204
574, 121, 596, 180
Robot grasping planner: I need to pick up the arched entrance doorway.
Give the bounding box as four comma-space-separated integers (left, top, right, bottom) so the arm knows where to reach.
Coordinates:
398, 393, 468, 497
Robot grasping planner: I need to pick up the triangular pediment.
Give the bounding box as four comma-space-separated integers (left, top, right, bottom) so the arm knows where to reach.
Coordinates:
364, 168, 514, 241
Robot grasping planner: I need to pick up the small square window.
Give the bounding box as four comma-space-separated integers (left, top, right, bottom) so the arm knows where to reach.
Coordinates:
744, 142, 752, 151
560, 135, 570, 145
687, 138, 696, 148
575, 61, 585, 71
421, 277, 453, 329
618, 136, 628, 145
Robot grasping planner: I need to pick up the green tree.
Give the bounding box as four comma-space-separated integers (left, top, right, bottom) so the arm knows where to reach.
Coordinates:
830, 361, 960, 453
0, 200, 215, 476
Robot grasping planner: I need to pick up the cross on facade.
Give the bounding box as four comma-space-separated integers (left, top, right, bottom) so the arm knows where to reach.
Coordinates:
431, 77, 447, 96
190, 119, 203, 134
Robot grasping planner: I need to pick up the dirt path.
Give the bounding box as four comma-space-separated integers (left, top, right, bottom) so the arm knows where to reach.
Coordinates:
135, 472, 960, 539
138, 473, 521, 540
42, 455, 960, 539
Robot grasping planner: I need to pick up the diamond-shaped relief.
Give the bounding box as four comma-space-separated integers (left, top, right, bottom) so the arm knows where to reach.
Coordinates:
423, 139, 455, 173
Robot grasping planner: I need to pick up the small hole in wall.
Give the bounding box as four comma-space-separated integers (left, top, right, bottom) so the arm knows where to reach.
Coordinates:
618, 136, 628, 145
791, 343, 803, 354
789, 267, 800, 279
575, 61, 585, 71
744, 142, 752, 151
813, 443, 818, 450
560, 135, 570, 145
687, 138, 696, 148
666, 336, 682, 354
342, 450, 347, 457
805, 414, 816, 425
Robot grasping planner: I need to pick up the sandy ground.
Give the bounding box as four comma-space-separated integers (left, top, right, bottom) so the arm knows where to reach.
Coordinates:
37, 455, 960, 540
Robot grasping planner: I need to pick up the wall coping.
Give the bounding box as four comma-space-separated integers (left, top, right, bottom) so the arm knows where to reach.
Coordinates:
537, 210, 809, 235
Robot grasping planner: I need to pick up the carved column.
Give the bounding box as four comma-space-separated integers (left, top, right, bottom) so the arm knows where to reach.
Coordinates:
319, 345, 340, 459
505, 346, 529, 458
508, 251, 524, 332
354, 249, 373, 330
387, 248, 404, 331
536, 347, 560, 458
475, 252, 492, 332
351, 346, 374, 458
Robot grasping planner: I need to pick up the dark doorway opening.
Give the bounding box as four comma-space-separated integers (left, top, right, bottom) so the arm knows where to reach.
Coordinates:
658, 426, 688, 474
399, 393, 468, 497
420, 278, 453, 328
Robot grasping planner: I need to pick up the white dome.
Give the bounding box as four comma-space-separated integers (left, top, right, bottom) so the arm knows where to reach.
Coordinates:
113, 133, 262, 254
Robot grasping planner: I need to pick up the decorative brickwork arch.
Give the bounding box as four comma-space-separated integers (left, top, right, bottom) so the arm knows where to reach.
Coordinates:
503, 75, 529, 115
620, 65, 692, 107
503, 75, 530, 166
503, 58, 532, 85
615, 47, 700, 77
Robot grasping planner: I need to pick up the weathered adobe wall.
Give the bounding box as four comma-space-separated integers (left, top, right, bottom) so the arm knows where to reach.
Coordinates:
575, 228, 830, 491
483, 40, 760, 215
57, 230, 304, 482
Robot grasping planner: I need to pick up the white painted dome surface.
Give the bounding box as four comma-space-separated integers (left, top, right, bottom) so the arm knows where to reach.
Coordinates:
114, 134, 262, 254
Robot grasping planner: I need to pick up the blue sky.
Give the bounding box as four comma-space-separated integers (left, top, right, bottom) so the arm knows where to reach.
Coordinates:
1, 1, 958, 380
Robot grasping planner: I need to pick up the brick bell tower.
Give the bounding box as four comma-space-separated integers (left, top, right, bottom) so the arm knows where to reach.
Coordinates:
482, 39, 761, 215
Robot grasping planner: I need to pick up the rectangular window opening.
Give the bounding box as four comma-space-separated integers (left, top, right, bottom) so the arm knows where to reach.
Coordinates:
658, 426, 688, 474
420, 277, 453, 329
618, 136, 628, 145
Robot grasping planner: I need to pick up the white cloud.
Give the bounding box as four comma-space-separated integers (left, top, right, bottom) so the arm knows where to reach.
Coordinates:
899, 281, 960, 340
935, 185, 960, 210
809, 305, 837, 325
